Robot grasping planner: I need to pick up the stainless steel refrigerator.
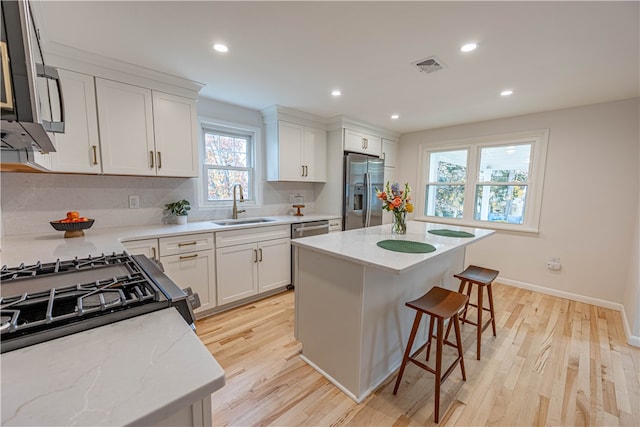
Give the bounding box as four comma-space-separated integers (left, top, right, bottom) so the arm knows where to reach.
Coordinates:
343, 153, 385, 230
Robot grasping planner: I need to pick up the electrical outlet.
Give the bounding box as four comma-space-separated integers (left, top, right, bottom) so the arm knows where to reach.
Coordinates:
546, 256, 561, 270
128, 195, 140, 209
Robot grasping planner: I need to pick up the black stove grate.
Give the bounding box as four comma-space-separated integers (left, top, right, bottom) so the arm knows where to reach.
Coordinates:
0, 253, 172, 353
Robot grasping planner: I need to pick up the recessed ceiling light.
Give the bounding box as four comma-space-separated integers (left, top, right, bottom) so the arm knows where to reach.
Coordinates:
460, 42, 477, 52
500, 89, 514, 96
213, 43, 229, 53
331, 89, 342, 96
391, 114, 399, 120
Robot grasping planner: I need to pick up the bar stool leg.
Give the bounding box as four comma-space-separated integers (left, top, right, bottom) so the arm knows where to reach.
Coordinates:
426, 314, 435, 362
434, 318, 444, 423
476, 285, 483, 360
453, 313, 466, 380
487, 284, 497, 337
393, 312, 423, 395
461, 280, 472, 323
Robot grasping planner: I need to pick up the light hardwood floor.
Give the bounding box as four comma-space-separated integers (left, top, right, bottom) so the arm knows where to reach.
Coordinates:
196, 283, 640, 426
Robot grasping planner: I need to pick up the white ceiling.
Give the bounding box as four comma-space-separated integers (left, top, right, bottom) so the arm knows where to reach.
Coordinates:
33, 1, 639, 134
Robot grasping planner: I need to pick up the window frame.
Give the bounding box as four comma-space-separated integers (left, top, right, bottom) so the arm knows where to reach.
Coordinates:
416, 129, 549, 233
198, 117, 262, 210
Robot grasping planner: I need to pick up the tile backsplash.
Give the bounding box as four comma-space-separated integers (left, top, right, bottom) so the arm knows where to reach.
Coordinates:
0, 172, 317, 236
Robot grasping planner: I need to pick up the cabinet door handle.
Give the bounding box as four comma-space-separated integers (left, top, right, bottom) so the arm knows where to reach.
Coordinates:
151, 247, 157, 260
258, 248, 263, 262
301, 165, 305, 177
179, 254, 198, 260
149, 151, 154, 168
91, 145, 98, 165
157, 151, 162, 169
364, 138, 368, 149
253, 249, 258, 263
303, 165, 308, 177
178, 241, 197, 247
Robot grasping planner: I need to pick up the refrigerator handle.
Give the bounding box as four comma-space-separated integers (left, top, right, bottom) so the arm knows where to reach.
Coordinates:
364, 172, 372, 227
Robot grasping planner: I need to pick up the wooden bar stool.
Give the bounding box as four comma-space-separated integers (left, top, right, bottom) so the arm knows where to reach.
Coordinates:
393, 286, 469, 423
448, 265, 499, 360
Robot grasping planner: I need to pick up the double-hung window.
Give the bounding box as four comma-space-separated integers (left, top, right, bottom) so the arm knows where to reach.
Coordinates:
418, 130, 548, 232
201, 121, 258, 206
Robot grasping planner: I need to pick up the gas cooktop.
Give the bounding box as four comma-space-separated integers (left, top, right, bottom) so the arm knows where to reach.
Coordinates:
0, 253, 195, 353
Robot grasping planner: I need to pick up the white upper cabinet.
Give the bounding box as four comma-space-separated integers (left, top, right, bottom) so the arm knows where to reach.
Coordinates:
97, 78, 155, 176
263, 106, 327, 182
344, 128, 382, 156
275, 121, 304, 181
96, 78, 198, 177
152, 92, 199, 177
267, 120, 327, 182
304, 126, 328, 182
49, 69, 101, 173
382, 138, 398, 168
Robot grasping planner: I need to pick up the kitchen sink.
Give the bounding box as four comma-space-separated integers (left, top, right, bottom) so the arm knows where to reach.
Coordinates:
212, 217, 276, 226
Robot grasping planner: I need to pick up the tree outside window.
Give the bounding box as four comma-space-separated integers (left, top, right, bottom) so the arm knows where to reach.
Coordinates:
474, 144, 530, 225
203, 129, 253, 202
425, 150, 467, 218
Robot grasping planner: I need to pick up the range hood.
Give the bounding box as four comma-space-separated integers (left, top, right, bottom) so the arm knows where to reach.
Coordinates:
1, 0, 63, 172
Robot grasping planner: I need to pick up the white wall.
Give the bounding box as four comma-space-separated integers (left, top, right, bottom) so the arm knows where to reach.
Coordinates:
399, 99, 639, 322
0, 97, 318, 236
623, 146, 640, 343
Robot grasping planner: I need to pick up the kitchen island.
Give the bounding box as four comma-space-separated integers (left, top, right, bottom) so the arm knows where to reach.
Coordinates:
291, 220, 494, 402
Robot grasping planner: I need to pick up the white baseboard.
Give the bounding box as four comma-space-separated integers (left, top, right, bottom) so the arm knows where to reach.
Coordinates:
299, 355, 363, 403
498, 277, 640, 348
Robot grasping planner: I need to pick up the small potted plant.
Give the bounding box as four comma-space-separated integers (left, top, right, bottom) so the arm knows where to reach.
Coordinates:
165, 199, 191, 225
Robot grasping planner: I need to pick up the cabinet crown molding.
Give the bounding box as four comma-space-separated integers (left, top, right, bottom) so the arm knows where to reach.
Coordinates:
327, 115, 400, 141
44, 42, 204, 99
261, 105, 327, 130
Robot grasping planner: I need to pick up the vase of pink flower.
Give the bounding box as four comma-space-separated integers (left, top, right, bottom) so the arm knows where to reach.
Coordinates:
375, 182, 413, 234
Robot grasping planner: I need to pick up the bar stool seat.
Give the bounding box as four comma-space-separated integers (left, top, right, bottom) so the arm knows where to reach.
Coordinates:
393, 286, 469, 423
448, 265, 499, 360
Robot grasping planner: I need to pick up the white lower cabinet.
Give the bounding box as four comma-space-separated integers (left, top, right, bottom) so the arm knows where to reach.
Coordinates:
121, 238, 159, 260
216, 225, 291, 306
159, 233, 216, 314
328, 217, 342, 232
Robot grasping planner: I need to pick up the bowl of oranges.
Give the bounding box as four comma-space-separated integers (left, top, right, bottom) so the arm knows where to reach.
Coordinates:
50, 211, 94, 238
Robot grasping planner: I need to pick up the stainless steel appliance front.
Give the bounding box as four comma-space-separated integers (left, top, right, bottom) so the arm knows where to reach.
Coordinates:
290, 220, 329, 289
343, 152, 384, 230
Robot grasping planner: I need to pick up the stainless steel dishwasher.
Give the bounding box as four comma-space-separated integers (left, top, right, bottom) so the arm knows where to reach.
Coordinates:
289, 220, 330, 289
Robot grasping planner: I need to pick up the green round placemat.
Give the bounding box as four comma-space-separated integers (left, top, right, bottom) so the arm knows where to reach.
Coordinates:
428, 229, 475, 238
377, 240, 436, 253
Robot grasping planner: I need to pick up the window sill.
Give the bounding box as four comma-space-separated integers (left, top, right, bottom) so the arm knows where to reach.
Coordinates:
413, 216, 540, 235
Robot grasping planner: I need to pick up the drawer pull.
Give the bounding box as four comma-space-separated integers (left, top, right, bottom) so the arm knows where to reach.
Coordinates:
178, 242, 197, 247
179, 254, 198, 260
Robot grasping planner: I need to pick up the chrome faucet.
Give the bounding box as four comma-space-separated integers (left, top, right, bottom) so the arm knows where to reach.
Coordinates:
232, 184, 245, 219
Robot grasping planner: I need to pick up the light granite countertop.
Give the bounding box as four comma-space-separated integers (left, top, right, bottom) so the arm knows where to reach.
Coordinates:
0, 213, 341, 425
1, 309, 225, 426
291, 220, 495, 274
0, 214, 339, 267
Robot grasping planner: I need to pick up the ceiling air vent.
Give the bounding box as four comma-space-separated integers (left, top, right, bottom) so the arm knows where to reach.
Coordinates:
412, 56, 445, 74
